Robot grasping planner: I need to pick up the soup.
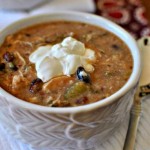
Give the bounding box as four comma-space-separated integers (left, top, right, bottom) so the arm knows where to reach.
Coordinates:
0, 21, 133, 107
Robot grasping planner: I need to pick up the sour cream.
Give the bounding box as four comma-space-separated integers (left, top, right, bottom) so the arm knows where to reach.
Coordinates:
29, 37, 95, 82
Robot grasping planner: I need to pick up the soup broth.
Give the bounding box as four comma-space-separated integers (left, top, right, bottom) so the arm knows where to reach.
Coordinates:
0, 21, 133, 107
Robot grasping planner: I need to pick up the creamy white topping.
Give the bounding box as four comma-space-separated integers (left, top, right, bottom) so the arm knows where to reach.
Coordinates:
29, 37, 95, 82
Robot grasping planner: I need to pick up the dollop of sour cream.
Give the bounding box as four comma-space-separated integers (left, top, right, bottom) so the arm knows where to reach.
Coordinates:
29, 37, 95, 82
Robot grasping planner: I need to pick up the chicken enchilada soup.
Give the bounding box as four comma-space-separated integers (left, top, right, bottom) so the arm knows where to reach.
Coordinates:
0, 21, 133, 107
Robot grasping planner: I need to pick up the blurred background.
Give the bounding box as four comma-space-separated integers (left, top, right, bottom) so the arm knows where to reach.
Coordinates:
0, 0, 150, 39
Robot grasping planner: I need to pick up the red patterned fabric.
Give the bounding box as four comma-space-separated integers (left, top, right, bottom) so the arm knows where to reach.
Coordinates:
94, 0, 150, 39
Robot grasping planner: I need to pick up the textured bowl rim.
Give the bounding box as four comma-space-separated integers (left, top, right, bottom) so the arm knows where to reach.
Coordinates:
0, 11, 141, 114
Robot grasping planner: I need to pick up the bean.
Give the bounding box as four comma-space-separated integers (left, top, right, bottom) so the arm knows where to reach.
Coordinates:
0, 63, 5, 71
75, 96, 88, 105
25, 33, 31, 37
76, 66, 91, 83
111, 44, 120, 50
3, 52, 14, 62
7, 44, 12, 48
29, 78, 43, 93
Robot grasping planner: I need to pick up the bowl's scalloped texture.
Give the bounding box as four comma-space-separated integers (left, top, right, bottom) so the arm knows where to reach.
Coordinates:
0, 86, 135, 149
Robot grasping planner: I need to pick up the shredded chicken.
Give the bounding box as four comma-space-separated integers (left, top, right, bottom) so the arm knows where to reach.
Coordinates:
42, 76, 74, 93
18, 70, 24, 77
14, 40, 33, 48
14, 51, 26, 67
12, 74, 27, 90
12, 75, 23, 89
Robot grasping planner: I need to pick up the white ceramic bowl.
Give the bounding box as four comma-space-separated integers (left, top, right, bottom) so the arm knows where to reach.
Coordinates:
0, 11, 141, 150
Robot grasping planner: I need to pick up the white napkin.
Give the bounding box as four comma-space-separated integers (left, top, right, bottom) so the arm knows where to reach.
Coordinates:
0, 0, 95, 30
